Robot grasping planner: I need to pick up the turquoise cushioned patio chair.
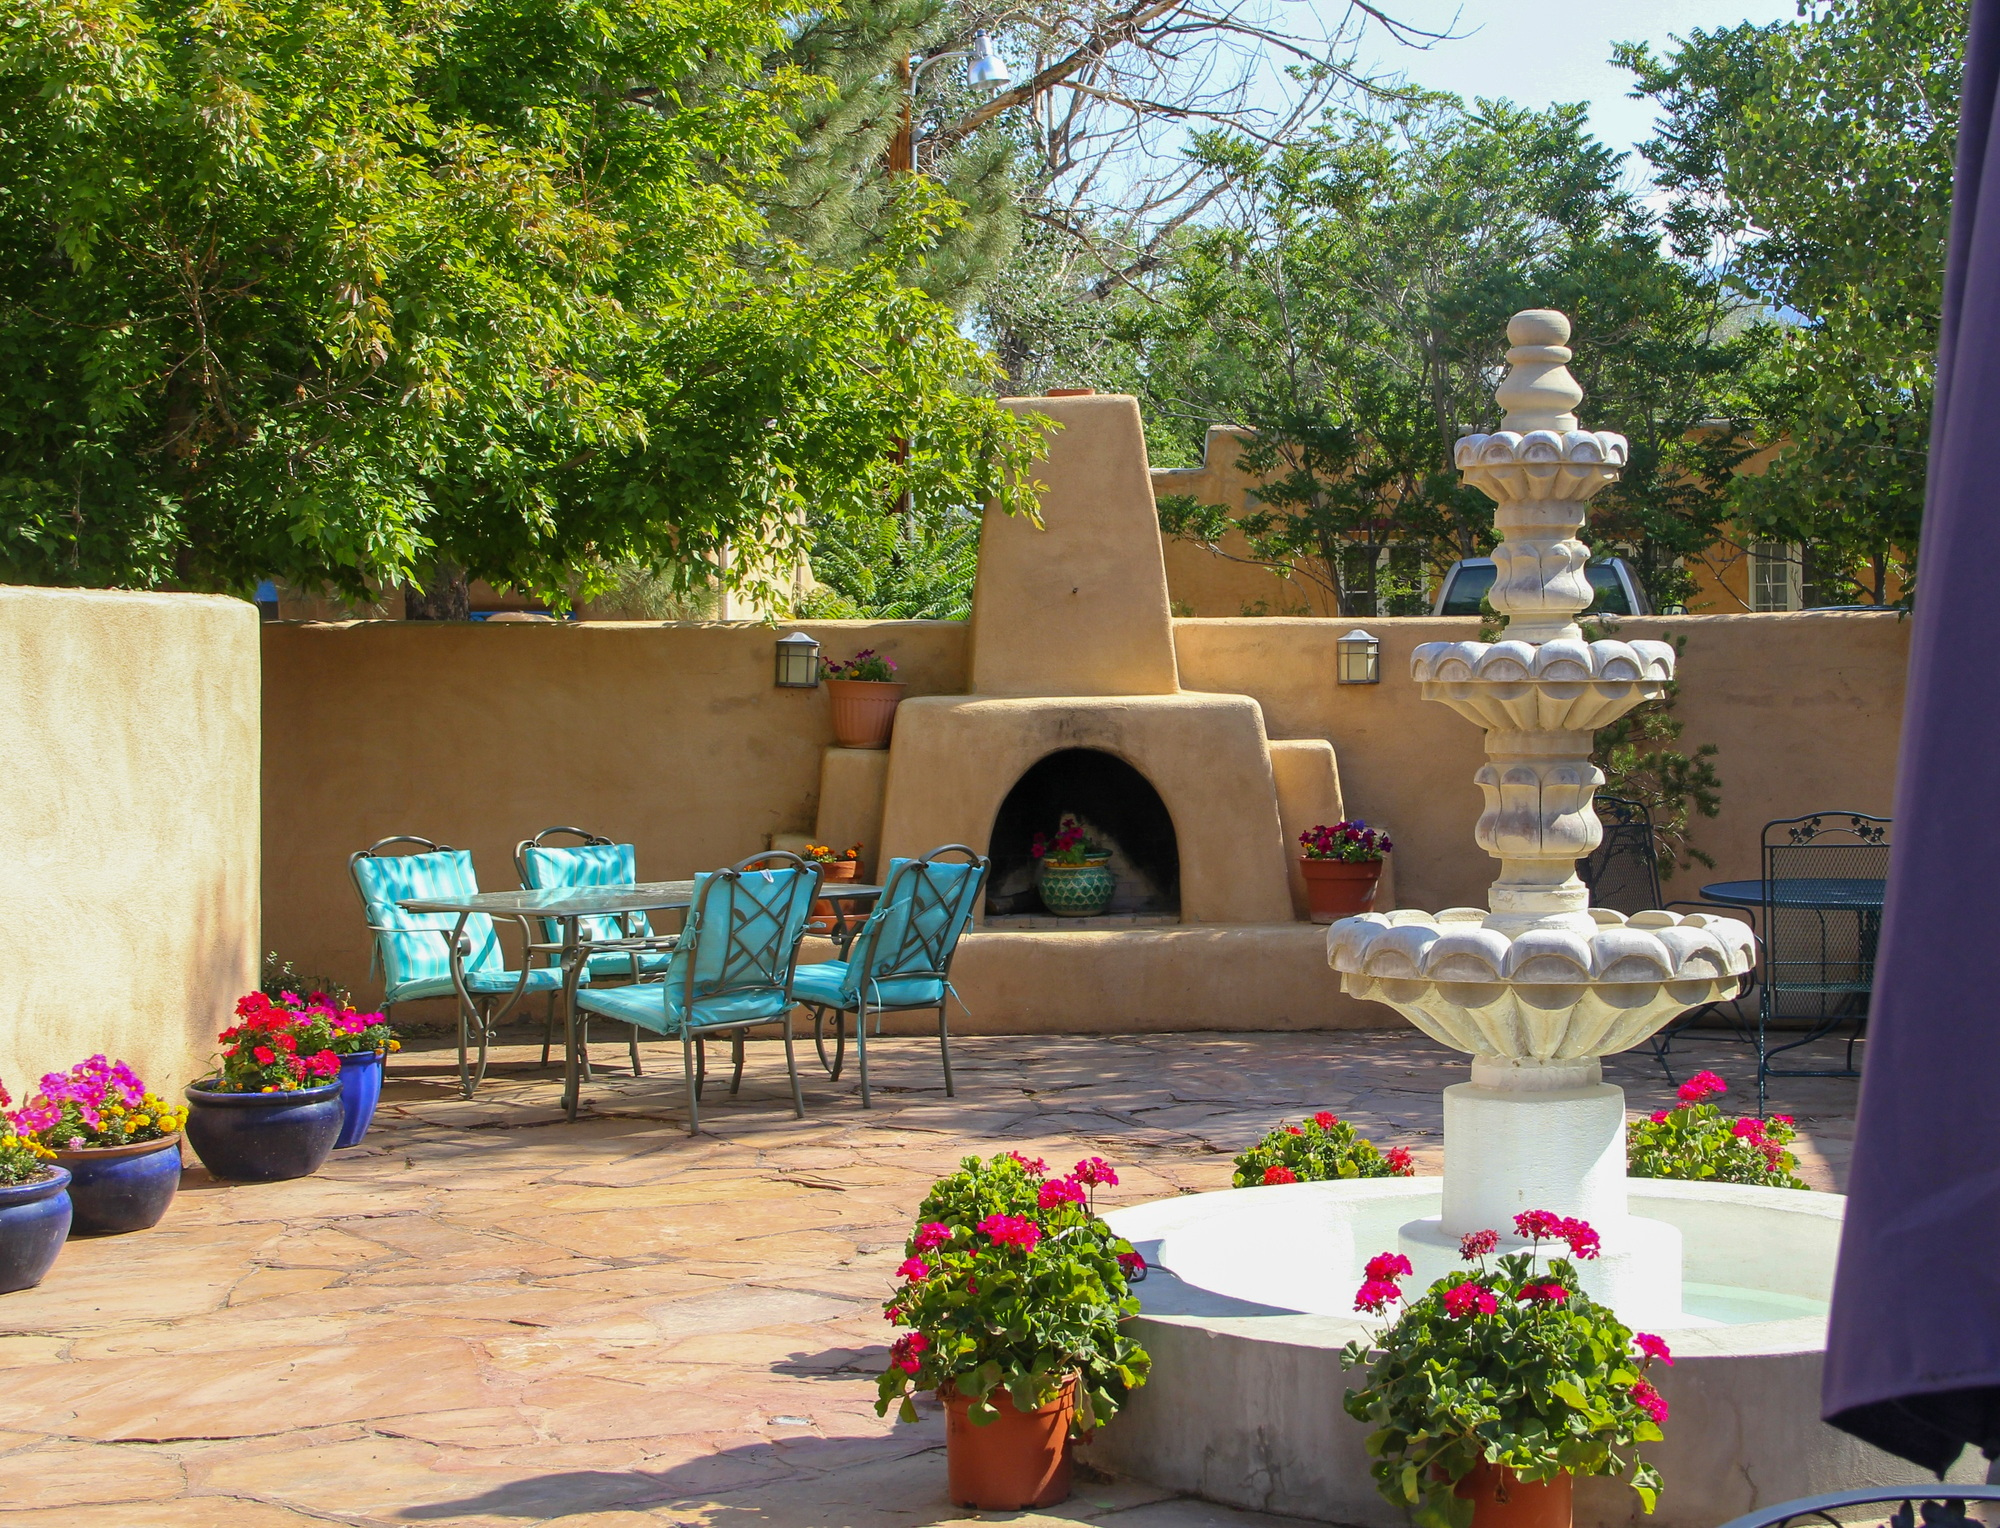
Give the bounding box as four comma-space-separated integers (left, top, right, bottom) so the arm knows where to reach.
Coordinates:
790, 845, 987, 1108
515, 826, 678, 1071
349, 836, 573, 1097
571, 851, 820, 1132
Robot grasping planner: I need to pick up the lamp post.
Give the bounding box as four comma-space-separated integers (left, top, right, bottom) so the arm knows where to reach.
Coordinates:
889, 31, 1014, 176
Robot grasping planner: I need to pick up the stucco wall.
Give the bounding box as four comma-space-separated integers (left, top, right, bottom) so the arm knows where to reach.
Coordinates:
1173, 611, 1911, 911
0, 587, 261, 1096
261, 610, 1906, 1028
261, 619, 968, 1009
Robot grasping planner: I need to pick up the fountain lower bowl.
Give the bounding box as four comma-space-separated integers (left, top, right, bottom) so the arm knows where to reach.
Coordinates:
1085, 1178, 1971, 1528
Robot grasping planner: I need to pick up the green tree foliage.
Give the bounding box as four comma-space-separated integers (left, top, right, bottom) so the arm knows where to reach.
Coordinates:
797, 504, 982, 619
1126, 100, 1754, 614
0, 0, 1044, 605
1617, 0, 1964, 603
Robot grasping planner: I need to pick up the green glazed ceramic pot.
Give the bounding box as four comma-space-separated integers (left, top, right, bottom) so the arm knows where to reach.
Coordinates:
1037, 860, 1116, 917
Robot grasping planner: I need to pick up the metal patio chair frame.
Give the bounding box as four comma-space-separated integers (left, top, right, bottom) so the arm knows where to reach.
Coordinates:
569, 850, 821, 1132
347, 835, 549, 1097
1579, 795, 1758, 1084
1756, 811, 1891, 1113
1715, 1485, 2000, 1528
514, 825, 679, 1074
795, 845, 988, 1109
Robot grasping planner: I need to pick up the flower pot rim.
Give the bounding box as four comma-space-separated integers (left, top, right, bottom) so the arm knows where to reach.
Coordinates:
333, 1048, 389, 1064
824, 677, 907, 692
0, 1166, 70, 1204
52, 1132, 183, 1163
186, 1080, 343, 1105
1300, 855, 1387, 869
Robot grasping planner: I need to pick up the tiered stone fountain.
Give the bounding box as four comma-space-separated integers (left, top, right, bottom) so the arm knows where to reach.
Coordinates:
1327, 309, 1753, 1327
1088, 313, 1962, 1527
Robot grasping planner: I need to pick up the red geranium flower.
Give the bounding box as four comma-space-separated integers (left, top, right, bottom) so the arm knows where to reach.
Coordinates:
1261, 1165, 1298, 1186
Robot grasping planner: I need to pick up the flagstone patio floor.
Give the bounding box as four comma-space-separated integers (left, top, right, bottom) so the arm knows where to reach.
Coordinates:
0, 1025, 1861, 1528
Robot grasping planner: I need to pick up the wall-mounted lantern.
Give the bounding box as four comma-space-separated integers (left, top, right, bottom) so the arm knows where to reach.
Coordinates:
1338, 628, 1381, 685
775, 631, 821, 688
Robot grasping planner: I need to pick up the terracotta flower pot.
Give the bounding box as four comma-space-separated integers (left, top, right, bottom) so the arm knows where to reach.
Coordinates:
827, 679, 905, 749
808, 856, 859, 934
944, 1379, 1076, 1511
1455, 1462, 1574, 1528
1300, 856, 1384, 923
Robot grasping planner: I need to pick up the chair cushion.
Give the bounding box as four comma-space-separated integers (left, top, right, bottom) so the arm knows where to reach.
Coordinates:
583, 947, 677, 978
352, 849, 507, 994
383, 965, 573, 1006
577, 980, 792, 1035
520, 843, 654, 947
791, 960, 946, 1012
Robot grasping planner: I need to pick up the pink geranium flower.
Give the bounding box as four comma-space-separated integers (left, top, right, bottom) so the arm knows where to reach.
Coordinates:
1558, 1217, 1601, 1260
1364, 1252, 1412, 1282
1459, 1229, 1498, 1260
1442, 1281, 1499, 1319
889, 1332, 929, 1375
1634, 1332, 1674, 1366
895, 1258, 930, 1282
1631, 1379, 1669, 1424
1677, 1071, 1728, 1105
1353, 1279, 1402, 1315
911, 1222, 952, 1254
1037, 1178, 1086, 1210
1513, 1209, 1564, 1241
1071, 1157, 1118, 1187
1003, 1152, 1046, 1177
1117, 1250, 1147, 1279
977, 1214, 1041, 1253
1516, 1281, 1570, 1305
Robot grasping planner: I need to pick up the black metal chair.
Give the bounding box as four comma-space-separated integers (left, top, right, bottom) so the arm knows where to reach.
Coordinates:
1756, 811, 1891, 1113
1579, 795, 1756, 1083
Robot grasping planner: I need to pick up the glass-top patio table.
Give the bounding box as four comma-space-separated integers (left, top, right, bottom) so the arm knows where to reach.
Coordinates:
398, 879, 882, 1106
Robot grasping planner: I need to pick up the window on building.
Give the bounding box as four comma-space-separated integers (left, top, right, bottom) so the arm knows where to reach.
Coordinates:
1749, 542, 1803, 612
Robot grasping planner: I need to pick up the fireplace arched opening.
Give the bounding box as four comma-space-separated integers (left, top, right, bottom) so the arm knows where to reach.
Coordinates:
985, 748, 1180, 918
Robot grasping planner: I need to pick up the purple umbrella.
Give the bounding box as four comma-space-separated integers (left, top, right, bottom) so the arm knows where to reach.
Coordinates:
1822, 0, 2000, 1475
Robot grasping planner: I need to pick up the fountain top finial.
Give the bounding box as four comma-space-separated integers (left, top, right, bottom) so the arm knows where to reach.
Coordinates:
1495, 308, 1582, 434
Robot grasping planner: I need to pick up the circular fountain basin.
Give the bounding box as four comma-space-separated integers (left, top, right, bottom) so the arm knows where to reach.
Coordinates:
1083, 1178, 1978, 1528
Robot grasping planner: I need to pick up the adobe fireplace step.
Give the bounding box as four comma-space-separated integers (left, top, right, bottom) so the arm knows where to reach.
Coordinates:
823, 922, 1393, 1035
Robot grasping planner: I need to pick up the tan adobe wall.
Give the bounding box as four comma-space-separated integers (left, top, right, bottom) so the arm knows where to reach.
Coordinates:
0, 587, 261, 1095
260, 619, 968, 1013
1174, 610, 1910, 910
259, 609, 1906, 1029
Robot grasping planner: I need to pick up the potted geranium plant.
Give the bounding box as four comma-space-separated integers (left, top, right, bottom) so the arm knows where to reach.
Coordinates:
1343, 1212, 1671, 1528
1032, 814, 1115, 917
0, 1083, 66, 1292
823, 649, 905, 749
1300, 820, 1393, 922
184, 993, 345, 1182
1232, 1110, 1416, 1186
12, 1057, 187, 1234
877, 1152, 1151, 1511
1627, 1071, 1807, 1188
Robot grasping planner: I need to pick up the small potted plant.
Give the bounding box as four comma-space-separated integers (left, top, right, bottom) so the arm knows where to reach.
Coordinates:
877, 1152, 1151, 1511
12, 1057, 187, 1234
0, 1084, 66, 1292
803, 842, 864, 934
1627, 1071, 1807, 1188
1032, 814, 1115, 918
1232, 1110, 1417, 1186
184, 993, 345, 1182
1300, 820, 1393, 922
1343, 1212, 1671, 1528
823, 649, 905, 749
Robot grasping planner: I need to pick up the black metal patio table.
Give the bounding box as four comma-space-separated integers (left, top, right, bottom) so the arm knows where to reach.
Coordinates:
397, 880, 881, 1107
1699, 878, 1886, 912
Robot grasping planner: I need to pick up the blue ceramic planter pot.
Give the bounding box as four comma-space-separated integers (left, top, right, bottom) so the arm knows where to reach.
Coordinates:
56, 1135, 182, 1235
334, 1051, 386, 1149
184, 1082, 342, 1183
0, 1168, 71, 1292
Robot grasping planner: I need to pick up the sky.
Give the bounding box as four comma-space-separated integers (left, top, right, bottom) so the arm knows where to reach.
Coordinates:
1345, 0, 1802, 167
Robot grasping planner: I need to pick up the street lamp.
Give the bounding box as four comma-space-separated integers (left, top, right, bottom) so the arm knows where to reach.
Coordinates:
890, 30, 1015, 175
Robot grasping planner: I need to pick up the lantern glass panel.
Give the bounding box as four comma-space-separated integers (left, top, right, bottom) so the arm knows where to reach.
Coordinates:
1338, 630, 1380, 685
775, 633, 821, 688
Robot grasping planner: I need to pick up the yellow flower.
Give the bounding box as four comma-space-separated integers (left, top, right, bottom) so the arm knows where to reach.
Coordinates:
129, 1115, 151, 1130
388, 1040, 402, 1052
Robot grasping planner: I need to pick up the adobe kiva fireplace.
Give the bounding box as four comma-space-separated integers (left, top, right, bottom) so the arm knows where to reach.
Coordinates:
812, 394, 1347, 932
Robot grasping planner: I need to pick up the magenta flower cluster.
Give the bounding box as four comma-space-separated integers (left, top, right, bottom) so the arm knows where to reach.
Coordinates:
1299, 819, 1393, 863
10, 1055, 143, 1137
976, 1213, 1042, 1253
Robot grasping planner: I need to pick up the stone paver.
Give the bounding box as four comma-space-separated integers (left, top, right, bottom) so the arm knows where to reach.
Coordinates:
0, 1026, 1858, 1525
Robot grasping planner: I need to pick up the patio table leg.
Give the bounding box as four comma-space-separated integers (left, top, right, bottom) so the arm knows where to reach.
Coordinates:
783, 1014, 805, 1119
560, 915, 587, 1120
